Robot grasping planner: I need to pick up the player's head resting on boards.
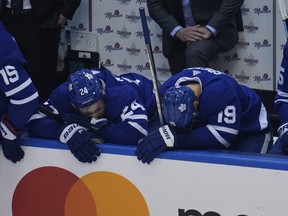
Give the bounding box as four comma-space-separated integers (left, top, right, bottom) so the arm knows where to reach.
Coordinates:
68, 68, 106, 118
162, 85, 199, 130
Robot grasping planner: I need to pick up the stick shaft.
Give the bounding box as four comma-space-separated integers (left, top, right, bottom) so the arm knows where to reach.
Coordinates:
278, 0, 288, 38
139, 7, 164, 125
38, 104, 64, 124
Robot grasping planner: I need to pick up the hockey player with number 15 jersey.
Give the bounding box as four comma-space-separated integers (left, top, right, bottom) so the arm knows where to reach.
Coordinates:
0, 21, 39, 163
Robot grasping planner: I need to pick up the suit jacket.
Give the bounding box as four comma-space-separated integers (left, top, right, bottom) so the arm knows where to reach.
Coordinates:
1, 0, 81, 28
30, 0, 81, 28
147, 0, 244, 58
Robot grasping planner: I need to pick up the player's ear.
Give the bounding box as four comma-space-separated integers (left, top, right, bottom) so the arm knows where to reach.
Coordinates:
193, 97, 199, 111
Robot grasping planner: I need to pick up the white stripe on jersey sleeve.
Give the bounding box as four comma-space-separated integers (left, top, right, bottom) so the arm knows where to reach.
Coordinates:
122, 114, 148, 121
206, 124, 230, 147
259, 103, 269, 130
212, 125, 238, 134
28, 112, 46, 121
5, 78, 32, 96
277, 89, 288, 97
128, 121, 148, 136
43, 103, 60, 115
10, 91, 39, 105
275, 98, 288, 103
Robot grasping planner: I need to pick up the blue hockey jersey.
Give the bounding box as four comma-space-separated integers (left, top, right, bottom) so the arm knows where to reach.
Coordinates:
275, 41, 288, 128
160, 67, 270, 149
28, 68, 157, 144
0, 22, 39, 132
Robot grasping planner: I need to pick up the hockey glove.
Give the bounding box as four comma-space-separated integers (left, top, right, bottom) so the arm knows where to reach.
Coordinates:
135, 125, 177, 164
0, 115, 24, 163
268, 138, 286, 155
58, 123, 103, 163
62, 113, 109, 134
275, 123, 288, 154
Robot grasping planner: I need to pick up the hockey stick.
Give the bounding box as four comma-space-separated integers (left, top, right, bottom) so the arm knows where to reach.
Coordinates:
139, 7, 164, 126
38, 104, 104, 143
38, 104, 64, 124
278, 0, 288, 38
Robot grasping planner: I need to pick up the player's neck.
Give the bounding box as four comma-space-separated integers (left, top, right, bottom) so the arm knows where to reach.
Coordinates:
186, 83, 201, 97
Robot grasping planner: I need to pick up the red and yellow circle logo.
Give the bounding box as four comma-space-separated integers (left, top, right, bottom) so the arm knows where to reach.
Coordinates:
12, 166, 149, 216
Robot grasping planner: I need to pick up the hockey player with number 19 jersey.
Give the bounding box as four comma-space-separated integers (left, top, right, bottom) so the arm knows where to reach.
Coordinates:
0, 21, 39, 163
136, 67, 273, 164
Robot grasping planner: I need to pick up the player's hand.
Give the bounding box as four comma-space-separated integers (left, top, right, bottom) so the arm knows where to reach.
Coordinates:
268, 137, 286, 155
271, 123, 288, 155
1, 138, 24, 163
281, 134, 288, 150
58, 123, 102, 163
62, 113, 109, 134
279, 123, 288, 152
135, 125, 177, 164
0, 119, 24, 163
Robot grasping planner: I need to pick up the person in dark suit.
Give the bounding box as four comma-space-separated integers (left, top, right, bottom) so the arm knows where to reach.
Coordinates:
0, 0, 81, 102
147, 0, 244, 75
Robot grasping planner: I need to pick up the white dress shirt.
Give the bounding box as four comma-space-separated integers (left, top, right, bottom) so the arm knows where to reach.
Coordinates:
5, 0, 32, 9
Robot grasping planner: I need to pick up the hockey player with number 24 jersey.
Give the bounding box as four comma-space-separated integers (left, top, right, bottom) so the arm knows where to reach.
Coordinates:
28, 68, 158, 163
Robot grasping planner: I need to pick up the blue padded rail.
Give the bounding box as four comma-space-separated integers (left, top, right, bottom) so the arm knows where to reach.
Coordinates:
20, 135, 288, 171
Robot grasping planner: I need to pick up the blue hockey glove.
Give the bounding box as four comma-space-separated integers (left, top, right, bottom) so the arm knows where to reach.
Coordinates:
267, 123, 288, 155
62, 113, 109, 134
268, 138, 286, 155
135, 125, 177, 164
1, 138, 24, 163
0, 117, 24, 163
58, 123, 103, 163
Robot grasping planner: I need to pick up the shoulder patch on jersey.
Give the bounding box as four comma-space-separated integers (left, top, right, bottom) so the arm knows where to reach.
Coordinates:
192, 69, 202, 76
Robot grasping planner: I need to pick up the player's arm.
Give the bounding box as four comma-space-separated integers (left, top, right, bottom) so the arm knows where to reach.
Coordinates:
274, 41, 288, 153
27, 109, 63, 139
27, 83, 71, 139
1, 66, 39, 132
0, 64, 39, 163
135, 85, 240, 164
100, 98, 149, 144
62, 99, 149, 144
0, 23, 39, 129
136, 114, 238, 164
177, 90, 241, 149
176, 124, 237, 150
28, 84, 103, 163
275, 40, 288, 127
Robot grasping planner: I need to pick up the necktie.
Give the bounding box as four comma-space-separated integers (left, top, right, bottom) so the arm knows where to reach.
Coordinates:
174, 1, 185, 26
182, 0, 195, 26
11, 0, 23, 15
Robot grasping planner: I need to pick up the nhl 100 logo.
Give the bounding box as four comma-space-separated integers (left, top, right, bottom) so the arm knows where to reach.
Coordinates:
178, 209, 248, 216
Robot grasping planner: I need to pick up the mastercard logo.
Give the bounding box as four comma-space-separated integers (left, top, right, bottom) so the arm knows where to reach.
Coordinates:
12, 166, 149, 216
